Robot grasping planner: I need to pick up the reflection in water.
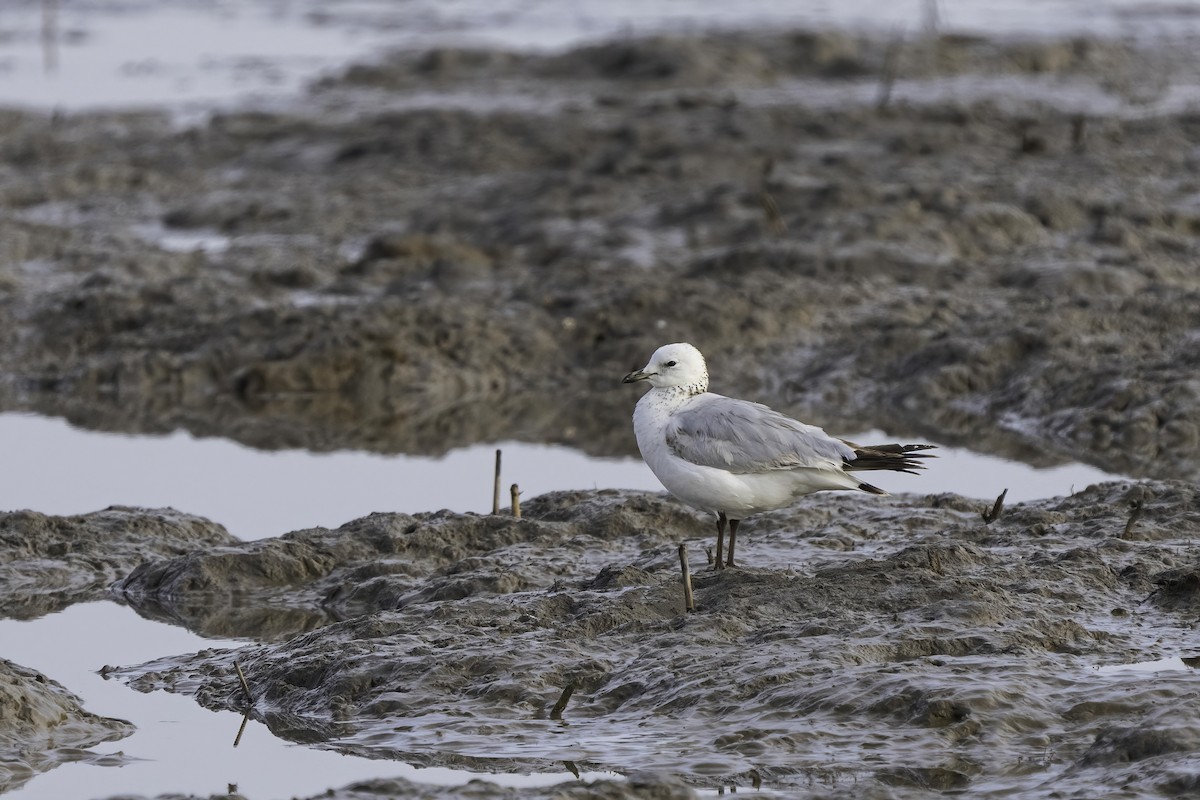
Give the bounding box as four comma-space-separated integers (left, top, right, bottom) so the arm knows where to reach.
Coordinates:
0, 412, 662, 540
41, 0, 59, 73
1094, 656, 1200, 674
0, 413, 1123, 543
0, 602, 615, 800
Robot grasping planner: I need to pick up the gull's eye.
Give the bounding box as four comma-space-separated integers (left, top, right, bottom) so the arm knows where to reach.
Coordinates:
665, 360, 677, 368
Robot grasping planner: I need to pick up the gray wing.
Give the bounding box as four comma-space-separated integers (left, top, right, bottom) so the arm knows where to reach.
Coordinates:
666, 394, 854, 474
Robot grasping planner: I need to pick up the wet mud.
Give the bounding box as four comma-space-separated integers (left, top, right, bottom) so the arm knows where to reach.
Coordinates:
0, 506, 236, 620
108, 481, 1200, 797
0, 658, 135, 794
5, 18, 1200, 800
1, 29, 1199, 479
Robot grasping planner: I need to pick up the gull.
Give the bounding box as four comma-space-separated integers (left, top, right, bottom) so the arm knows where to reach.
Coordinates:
623, 342, 934, 569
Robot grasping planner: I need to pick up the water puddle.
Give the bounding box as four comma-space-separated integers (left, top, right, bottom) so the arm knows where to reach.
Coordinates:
128, 222, 232, 255
0, 412, 1121, 541
1093, 656, 1200, 675
0, 602, 618, 800
4, 0, 1200, 113
0, 2, 396, 112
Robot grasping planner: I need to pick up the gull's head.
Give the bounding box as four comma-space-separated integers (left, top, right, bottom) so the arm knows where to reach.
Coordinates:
622, 342, 709, 392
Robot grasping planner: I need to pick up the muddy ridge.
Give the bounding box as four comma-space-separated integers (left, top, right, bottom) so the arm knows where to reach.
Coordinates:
0, 506, 236, 620
0, 658, 134, 795
1, 29, 1199, 478
109, 481, 1200, 797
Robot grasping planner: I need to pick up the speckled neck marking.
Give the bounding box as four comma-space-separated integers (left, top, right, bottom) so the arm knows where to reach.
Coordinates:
657, 372, 708, 400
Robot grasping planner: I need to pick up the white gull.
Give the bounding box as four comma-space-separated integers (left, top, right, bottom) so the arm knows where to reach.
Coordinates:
623, 342, 934, 568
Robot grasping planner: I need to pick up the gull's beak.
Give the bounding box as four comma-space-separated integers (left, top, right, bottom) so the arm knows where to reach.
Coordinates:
622, 369, 651, 384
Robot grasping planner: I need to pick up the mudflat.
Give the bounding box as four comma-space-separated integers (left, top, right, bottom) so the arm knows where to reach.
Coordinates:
2, 19, 1200, 800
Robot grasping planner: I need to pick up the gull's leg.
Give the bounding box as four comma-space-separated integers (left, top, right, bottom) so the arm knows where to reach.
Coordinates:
727, 518, 739, 568
714, 512, 727, 571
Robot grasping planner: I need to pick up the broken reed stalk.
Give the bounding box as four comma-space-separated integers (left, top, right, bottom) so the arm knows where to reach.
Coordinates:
758, 158, 786, 235
678, 543, 694, 612
1071, 114, 1087, 151
1124, 498, 1144, 538
233, 661, 253, 707
760, 192, 786, 235
511, 483, 521, 518
492, 449, 502, 515
235, 662, 254, 705
982, 488, 1008, 524
549, 683, 575, 720
876, 30, 903, 110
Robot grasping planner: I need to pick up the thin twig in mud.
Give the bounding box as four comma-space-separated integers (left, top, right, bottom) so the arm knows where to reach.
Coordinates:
982, 488, 1008, 524
876, 30, 904, 110
492, 449, 502, 515
678, 543, 695, 612
922, 0, 941, 35
550, 684, 575, 720
233, 713, 250, 747
511, 483, 521, 518
1124, 498, 1144, 538
705, 546, 713, 565
234, 660, 253, 707
921, 0, 941, 76
41, 0, 59, 73
760, 192, 786, 235
1071, 115, 1087, 151
759, 158, 786, 235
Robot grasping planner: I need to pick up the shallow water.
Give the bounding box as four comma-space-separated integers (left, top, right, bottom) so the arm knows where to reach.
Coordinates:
0, 412, 1120, 540
4, 0, 1200, 112
0, 602, 620, 800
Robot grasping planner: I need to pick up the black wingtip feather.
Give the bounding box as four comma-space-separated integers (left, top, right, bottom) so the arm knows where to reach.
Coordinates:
843, 442, 937, 474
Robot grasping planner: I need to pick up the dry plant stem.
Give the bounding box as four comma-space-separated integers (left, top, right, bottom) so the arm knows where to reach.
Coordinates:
235, 662, 254, 705
550, 684, 575, 720
982, 488, 1008, 524
678, 543, 694, 612
492, 449, 502, 515
876, 30, 903, 109
511, 483, 521, 518
1124, 499, 1144, 537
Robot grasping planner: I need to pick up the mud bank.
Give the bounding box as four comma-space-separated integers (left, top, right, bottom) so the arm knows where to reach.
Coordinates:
1, 29, 1200, 477
0, 506, 236, 620
109, 482, 1200, 797
0, 658, 134, 794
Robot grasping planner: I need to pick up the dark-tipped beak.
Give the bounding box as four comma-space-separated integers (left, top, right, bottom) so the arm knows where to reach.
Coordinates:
622, 369, 651, 384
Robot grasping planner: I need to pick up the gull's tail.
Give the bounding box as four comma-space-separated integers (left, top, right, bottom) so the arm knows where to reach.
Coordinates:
841, 442, 937, 494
